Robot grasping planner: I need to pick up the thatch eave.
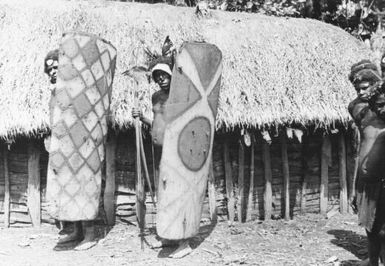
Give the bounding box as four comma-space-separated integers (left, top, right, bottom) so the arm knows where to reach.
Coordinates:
0, 0, 374, 138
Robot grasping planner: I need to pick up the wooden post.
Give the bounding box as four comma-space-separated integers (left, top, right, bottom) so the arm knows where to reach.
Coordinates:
246, 137, 255, 222
208, 159, 217, 222
3, 145, 10, 227
300, 135, 309, 214
224, 141, 235, 222
320, 135, 331, 216
237, 141, 245, 222
263, 142, 272, 220
339, 133, 348, 214
104, 133, 117, 226
281, 132, 290, 221
27, 141, 41, 227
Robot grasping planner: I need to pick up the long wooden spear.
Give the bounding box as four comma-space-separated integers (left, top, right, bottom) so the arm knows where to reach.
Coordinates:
134, 87, 146, 250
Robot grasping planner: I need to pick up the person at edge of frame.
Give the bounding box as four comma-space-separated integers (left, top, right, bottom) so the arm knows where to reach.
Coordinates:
131, 38, 193, 259
44, 49, 97, 251
348, 58, 385, 266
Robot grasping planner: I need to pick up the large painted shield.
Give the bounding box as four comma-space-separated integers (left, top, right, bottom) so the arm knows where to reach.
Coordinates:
46, 32, 117, 221
157, 42, 222, 239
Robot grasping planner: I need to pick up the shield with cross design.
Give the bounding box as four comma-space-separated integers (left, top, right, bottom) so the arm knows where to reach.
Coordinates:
156, 42, 222, 240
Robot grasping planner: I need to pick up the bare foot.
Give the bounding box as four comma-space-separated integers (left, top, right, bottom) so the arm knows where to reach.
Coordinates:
151, 239, 177, 249
169, 240, 192, 259
74, 222, 96, 251
74, 240, 97, 251
57, 230, 82, 244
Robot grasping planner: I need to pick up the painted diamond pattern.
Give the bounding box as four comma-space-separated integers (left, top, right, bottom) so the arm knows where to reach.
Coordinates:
52, 121, 67, 139
82, 111, 98, 132
81, 69, 95, 88
96, 77, 106, 96
72, 54, 87, 71
91, 125, 103, 146
87, 149, 100, 173
47, 32, 116, 221
91, 60, 104, 81
62, 38, 79, 59
85, 86, 101, 105
68, 152, 85, 172
55, 89, 71, 109
74, 35, 90, 48
59, 135, 75, 157
73, 93, 92, 118
69, 121, 88, 148
62, 108, 78, 128
100, 51, 110, 72
51, 152, 65, 168
94, 100, 105, 118
66, 76, 85, 98
57, 166, 72, 186
79, 138, 96, 160
64, 180, 81, 197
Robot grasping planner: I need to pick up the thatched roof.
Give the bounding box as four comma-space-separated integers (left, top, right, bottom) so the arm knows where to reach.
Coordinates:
0, 0, 373, 139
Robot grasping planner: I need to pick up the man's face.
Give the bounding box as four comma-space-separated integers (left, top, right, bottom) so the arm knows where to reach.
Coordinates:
353, 70, 380, 100
153, 71, 171, 91
46, 59, 58, 84
373, 94, 385, 120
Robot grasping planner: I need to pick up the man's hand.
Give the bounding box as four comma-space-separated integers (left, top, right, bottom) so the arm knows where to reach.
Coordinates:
132, 107, 143, 120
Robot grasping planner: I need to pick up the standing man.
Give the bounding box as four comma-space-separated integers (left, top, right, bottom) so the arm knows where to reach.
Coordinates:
348, 60, 385, 266
44, 49, 95, 250
45, 32, 117, 251
132, 55, 193, 258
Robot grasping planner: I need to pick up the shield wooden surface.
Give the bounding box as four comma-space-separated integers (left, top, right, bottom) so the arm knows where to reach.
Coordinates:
46, 32, 117, 221
157, 42, 222, 240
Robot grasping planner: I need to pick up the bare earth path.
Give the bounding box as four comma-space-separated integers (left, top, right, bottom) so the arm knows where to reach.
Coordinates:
0, 214, 369, 266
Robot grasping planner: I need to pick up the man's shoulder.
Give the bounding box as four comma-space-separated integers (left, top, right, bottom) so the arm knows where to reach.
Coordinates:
152, 90, 168, 104
348, 97, 370, 123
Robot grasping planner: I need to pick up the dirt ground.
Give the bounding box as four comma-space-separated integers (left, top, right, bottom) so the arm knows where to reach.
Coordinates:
0, 213, 371, 266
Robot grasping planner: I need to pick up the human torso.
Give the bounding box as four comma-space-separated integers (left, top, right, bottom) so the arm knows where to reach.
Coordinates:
151, 90, 169, 146
349, 97, 385, 181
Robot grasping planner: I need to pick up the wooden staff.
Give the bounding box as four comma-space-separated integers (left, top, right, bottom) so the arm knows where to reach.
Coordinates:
139, 135, 156, 208
134, 89, 146, 250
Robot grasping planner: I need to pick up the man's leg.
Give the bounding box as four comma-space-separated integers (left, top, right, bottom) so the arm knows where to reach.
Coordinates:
169, 239, 192, 259
57, 221, 82, 244
367, 229, 381, 266
74, 221, 97, 251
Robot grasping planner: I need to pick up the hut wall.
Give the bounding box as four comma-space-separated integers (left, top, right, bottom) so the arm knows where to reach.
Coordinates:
0, 129, 353, 226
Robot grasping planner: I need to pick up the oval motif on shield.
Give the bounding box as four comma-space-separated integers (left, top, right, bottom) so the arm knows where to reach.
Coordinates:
178, 117, 212, 171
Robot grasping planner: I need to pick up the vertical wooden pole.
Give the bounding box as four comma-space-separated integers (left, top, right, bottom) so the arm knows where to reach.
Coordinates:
339, 133, 348, 214
224, 141, 235, 222
300, 135, 309, 214
104, 133, 117, 226
263, 142, 272, 220
237, 141, 245, 222
246, 137, 255, 222
281, 132, 290, 221
3, 145, 10, 228
320, 135, 331, 216
208, 159, 217, 222
27, 141, 41, 227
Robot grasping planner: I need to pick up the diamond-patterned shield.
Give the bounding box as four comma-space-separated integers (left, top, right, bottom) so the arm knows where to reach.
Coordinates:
46, 32, 117, 221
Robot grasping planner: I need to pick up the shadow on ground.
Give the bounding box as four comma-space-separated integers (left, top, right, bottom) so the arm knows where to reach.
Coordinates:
157, 220, 217, 258
328, 229, 367, 265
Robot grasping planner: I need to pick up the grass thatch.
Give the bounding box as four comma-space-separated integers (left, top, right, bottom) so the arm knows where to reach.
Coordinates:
0, 0, 374, 139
